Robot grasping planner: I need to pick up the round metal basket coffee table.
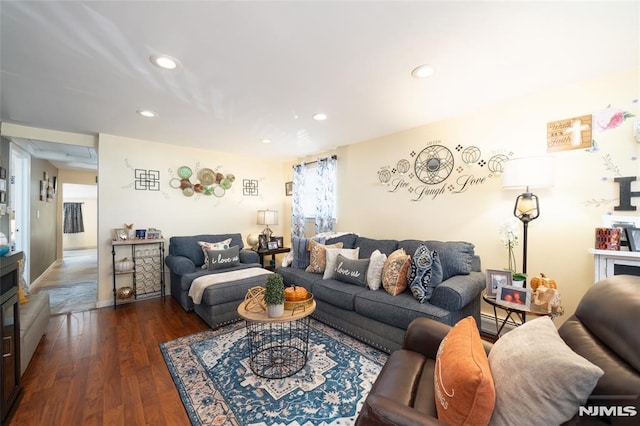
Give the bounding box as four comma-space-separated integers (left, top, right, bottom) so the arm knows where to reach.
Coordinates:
237, 300, 316, 379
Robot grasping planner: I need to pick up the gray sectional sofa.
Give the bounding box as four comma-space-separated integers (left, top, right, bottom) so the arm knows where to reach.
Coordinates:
165, 233, 267, 328
276, 234, 485, 353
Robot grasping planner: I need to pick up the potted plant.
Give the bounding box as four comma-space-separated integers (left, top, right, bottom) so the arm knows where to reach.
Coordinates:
264, 273, 285, 318
512, 272, 527, 288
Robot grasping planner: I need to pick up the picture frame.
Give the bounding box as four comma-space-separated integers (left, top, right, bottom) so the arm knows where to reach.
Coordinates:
496, 284, 532, 310
258, 234, 269, 250
146, 230, 161, 240
272, 236, 284, 248
626, 227, 640, 252
114, 228, 128, 241
485, 269, 512, 298
267, 241, 279, 250
285, 181, 293, 196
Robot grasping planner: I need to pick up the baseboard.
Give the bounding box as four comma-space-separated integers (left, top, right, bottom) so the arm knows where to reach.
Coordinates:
480, 312, 517, 337
29, 259, 63, 290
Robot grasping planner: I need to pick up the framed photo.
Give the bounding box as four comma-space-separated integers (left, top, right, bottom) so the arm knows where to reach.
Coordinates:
146, 230, 161, 239
267, 241, 279, 250
114, 228, 128, 241
0, 167, 6, 179
258, 234, 269, 250
285, 181, 293, 196
496, 284, 532, 310
272, 236, 283, 248
485, 269, 512, 298
627, 227, 640, 252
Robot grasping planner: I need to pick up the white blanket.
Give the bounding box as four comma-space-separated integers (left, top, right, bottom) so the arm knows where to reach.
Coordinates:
188, 268, 272, 305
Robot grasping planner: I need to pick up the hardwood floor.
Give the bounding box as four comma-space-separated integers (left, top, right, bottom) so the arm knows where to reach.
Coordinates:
8, 298, 209, 425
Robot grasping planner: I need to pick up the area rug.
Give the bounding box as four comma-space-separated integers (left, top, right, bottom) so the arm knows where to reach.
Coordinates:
160, 319, 388, 425
34, 282, 97, 314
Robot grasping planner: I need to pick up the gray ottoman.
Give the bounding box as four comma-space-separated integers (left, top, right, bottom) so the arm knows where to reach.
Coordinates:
20, 292, 50, 375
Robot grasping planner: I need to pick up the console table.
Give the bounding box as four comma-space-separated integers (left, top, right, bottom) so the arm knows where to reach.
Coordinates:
589, 249, 640, 282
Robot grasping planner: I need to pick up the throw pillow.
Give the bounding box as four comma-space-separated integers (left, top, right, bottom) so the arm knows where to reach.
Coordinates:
291, 236, 311, 269
366, 249, 387, 290
435, 316, 495, 425
381, 248, 411, 296
323, 247, 360, 280
305, 240, 343, 273
198, 238, 232, 269
207, 246, 240, 270
333, 254, 370, 287
408, 244, 444, 303
488, 316, 604, 426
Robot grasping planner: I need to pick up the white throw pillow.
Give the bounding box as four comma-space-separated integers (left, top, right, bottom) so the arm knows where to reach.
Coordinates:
323, 247, 360, 280
366, 249, 387, 290
488, 316, 604, 426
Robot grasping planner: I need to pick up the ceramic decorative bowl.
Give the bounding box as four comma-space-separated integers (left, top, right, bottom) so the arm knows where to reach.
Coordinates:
0, 245, 10, 257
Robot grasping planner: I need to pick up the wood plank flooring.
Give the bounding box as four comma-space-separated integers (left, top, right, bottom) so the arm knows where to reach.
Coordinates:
7, 298, 209, 425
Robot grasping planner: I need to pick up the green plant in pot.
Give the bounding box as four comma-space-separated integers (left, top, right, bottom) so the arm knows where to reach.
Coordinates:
264, 273, 286, 318
512, 273, 527, 288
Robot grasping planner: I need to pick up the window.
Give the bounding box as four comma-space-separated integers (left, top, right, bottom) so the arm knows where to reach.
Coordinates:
299, 161, 337, 220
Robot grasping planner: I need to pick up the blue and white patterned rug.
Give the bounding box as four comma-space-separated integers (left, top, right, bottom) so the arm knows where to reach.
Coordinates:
160, 320, 387, 425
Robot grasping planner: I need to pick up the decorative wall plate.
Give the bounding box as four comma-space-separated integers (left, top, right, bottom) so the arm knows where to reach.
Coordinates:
182, 187, 194, 197
203, 185, 215, 195
177, 166, 192, 179
220, 178, 232, 189
213, 185, 226, 197
197, 168, 216, 185
169, 178, 181, 189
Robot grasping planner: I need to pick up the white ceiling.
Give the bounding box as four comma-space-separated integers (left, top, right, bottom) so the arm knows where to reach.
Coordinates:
1, 1, 638, 168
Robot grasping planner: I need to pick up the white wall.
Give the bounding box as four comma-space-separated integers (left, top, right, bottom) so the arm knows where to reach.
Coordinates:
97, 134, 289, 306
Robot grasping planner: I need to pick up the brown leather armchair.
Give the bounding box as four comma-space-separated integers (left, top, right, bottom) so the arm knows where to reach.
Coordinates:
355, 316, 492, 425
356, 275, 640, 426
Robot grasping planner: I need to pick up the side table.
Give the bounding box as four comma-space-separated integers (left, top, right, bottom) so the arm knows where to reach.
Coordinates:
237, 300, 316, 378
255, 247, 290, 270
482, 291, 551, 338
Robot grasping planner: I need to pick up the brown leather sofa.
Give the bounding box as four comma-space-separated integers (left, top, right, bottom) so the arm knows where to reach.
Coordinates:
356, 275, 640, 425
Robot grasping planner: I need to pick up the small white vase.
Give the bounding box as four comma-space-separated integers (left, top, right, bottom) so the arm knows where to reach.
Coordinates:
267, 304, 284, 318
512, 279, 525, 288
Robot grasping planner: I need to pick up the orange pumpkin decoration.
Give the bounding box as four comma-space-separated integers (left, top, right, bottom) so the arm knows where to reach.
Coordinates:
530, 273, 557, 291
285, 285, 308, 301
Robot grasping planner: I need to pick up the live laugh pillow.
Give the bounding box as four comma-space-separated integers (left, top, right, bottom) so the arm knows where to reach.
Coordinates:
207, 246, 240, 270
334, 254, 370, 287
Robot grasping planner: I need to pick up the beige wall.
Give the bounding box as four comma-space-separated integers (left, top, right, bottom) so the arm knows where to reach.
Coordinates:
327, 69, 639, 324
96, 134, 289, 306
29, 158, 58, 281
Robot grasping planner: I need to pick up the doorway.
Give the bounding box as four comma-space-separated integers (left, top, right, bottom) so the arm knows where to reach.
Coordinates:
9, 143, 30, 285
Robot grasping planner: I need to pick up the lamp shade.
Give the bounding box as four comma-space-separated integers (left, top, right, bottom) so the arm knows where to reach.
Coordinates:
502, 156, 555, 189
257, 210, 278, 226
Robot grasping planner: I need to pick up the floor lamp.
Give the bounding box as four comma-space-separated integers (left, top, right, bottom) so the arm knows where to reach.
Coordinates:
502, 156, 555, 285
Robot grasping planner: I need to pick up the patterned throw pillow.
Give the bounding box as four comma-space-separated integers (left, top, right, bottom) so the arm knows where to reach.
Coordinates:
366, 249, 387, 290
323, 247, 360, 279
207, 246, 240, 270
333, 254, 370, 287
198, 238, 232, 269
381, 248, 411, 296
305, 240, 343, 273
408, 244, 444, 303
435, 316, 496, 425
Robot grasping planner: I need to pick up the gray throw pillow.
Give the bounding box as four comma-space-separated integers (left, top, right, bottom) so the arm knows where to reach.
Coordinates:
408, 244, 443, 303
334, 254, 370, 287
207, 246, 240, 270
424, 240, 474, 281
488, 316, 604, 426
291, 237, 311, 269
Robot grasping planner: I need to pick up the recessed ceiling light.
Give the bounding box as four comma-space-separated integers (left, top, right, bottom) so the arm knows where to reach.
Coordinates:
411, 64, 435, 79
150, 54, 180, 70
312, 113, 328, 121
261, 138, 271, 144
137, 109, 157, 118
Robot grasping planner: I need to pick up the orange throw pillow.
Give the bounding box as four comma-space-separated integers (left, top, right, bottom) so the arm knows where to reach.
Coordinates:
305, 240, 343, 273
434, 316, 495, 425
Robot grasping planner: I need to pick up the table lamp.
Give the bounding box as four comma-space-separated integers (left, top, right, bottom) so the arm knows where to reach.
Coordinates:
502, 156, 555, 281
257, 209, 278, 241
